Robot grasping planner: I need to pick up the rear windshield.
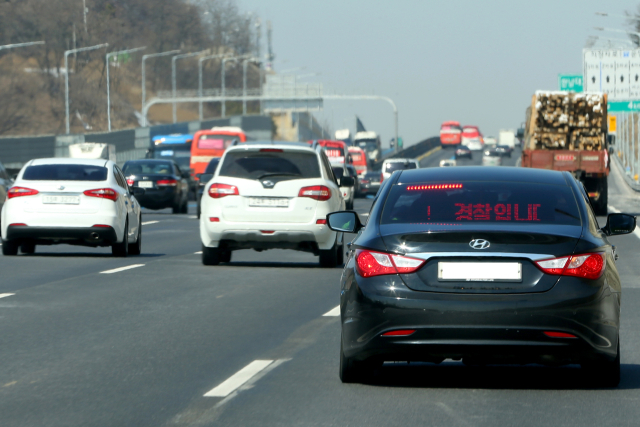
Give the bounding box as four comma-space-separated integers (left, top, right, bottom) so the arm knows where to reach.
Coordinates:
381, 181, 581, 226
219, 151, 321, 180
385, 162, 417, 172
22, 164, 108, 181
197, 134, 238, 150
322, 146, 345, 160
123, 161, 174, 175
350, 152, 363, 162
484, 151, 501, 157
364, 172, 381, 182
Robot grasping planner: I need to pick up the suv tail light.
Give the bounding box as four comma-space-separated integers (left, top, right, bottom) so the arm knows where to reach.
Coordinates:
7, 187, 39, 199
126, 179, 134, 186
355, 249, 425, 278
535, 253, 605, 280
299, 185, 331, 201
84, 188, 118, 202
208, 183, 239, 198
380, 172, 384, 183
157, 179, 177, 186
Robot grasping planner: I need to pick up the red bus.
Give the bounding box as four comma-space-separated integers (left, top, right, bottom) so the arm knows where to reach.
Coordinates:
190, 127, 246, 175
348, 146, 368, 177
440, 121, 462, 147
309, 140, 350, 165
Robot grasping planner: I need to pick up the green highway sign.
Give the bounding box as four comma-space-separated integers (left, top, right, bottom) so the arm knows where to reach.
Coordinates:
608, 100, 640, 113
558, 74, 583, 92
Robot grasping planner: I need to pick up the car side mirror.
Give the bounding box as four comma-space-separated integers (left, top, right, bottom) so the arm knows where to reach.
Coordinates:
199, 173, 214, 185
602, 213, 636, 236
131, 187, 146, 197
339, 176, 355, 187
327, 211, 363, 233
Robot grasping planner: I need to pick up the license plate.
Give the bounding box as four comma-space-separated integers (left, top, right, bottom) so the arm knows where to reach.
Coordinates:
138, 181, 154, 188
43, 195, 80, 205
248, 197, 289, 207
438, 262, 522, 282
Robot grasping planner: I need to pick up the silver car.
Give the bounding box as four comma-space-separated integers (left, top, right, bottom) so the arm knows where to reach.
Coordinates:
482, 149, 502, 166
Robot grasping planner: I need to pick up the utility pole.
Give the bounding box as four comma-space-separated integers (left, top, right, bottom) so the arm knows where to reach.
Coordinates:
106, 46, 146, 131
82, 0, 88, 34
172, 50, 206, 123
221, 55, 251, 117
141, 50, 180, 127
198, 53, 229, 120
65, 43, 108, 134
242, 57, 258, 115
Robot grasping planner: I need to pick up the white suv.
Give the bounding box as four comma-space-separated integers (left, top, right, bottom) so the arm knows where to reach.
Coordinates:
381, 158, 420, 182
199, 142, 352, 267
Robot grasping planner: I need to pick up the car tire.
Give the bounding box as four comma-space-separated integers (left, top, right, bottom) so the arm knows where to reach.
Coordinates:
112, 220, 129, 257
197, 203, 201, 219
128, 219, 142, 255
584, 341, 620, 388
181, 198, 189, 214
319, 237, 339, 268
20, 242, 36, 254
202, 244, 220, 266
339, 334, 374, 383
220, 250, 232, 263
2, 239, 18, 256
336, 235, 344, 266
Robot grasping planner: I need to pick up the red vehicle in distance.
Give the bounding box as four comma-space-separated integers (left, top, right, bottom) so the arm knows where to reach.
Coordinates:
309, 140, 350, 165
440, 121, 463, 147
190, 127, 246, 176
348, 146, 368, 177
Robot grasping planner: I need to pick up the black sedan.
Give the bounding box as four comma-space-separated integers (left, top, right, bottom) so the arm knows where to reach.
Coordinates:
328, 166, 636, 386
123, 159, 190, 214
196, 157, 221, 219
495, 144, 513, 157
358, 171, 382, 197
455, 146, 472, 159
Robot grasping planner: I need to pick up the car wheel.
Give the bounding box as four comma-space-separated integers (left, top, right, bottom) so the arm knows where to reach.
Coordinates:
2, 239, 18, 256
336, 234, 344, 266
202, 244, 220, 266
339, 334, 374, 383
128, 219, 142, 255
20, 242, 36, 254
220, 250, 232, 263
197, 203, 201, 219
319, 237, 339, 268
584, 341, 620, 388
181, 198, 189, 214
112, 220, 129, 257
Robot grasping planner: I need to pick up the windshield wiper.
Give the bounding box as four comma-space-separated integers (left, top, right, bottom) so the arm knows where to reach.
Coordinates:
257, 172, 301, 179
555, 208, 580, 220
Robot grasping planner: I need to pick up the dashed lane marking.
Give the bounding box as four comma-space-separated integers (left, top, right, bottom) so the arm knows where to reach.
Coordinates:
100, 264, 145, 274
141, 221, 159, 226
0, 293, 15, 299
194, 251, 202, 254
204, 360, 274, 397
188, 215, 198, 219
608, 206, 640, 240
323, 305, 340, 317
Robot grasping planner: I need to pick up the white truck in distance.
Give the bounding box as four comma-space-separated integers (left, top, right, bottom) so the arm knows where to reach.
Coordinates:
68, 143, 116, 162
354, 131, 381, 163
498, 130, 516, 148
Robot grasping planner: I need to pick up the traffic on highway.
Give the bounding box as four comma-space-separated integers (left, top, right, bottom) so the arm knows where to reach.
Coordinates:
4, 2, 640, 427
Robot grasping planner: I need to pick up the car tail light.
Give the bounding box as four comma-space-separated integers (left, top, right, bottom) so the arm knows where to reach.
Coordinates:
92, 224, 112, 228
544, 331, 577, 339
126, 179, 134, 186
7, 187, 39, 199
259, 148, 284, 152
535, 253, 605, 280
298, 185, 331, 201
380, 172, 384, 183
84, 188, 118, 202
382, 329, 416, 337
355, 249, 425, 278
157, 179, 177, 187
209, 217, 220, 222
208, 183, 239, 198
9, 223, 27, 226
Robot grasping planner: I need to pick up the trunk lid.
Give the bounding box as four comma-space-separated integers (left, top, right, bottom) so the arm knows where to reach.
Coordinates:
20, 181, 106, 214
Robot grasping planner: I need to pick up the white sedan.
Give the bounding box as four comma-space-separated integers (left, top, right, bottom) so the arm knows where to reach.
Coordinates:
1, 158, 143, 257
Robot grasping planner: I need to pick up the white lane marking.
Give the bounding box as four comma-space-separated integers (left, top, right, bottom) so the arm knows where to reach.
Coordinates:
141, 221, 159, 226
194, 251, 202, 254
323, 305, 340, 317
609, 206, 620, 213
361, 213, 369, 216
100, 264, 145, 274
609, 206, 640, 239
204, 360, 274, 397
0, 293, 15, 299
188, 215, 197, 219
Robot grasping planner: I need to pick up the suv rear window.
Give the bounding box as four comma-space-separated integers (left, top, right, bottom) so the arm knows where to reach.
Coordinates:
381, 181, 581, 226
23, 164, 108, 181
219, 150, 321, 181
385, 162, 417, 172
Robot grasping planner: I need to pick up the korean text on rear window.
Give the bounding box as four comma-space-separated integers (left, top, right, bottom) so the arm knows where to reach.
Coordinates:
219, 151, 321, 181
23, 164, 108, 181
381, 181, 581, 226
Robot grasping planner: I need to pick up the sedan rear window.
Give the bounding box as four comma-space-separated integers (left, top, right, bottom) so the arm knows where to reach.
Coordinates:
22, 164, 108, 181
123, 161, 174, 175
219, 151, 321, 180
381, 181, 581, 226
385, 162, 417, 172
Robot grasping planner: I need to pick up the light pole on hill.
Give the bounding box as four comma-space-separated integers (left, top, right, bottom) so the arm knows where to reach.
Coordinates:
106, 46, 146, 131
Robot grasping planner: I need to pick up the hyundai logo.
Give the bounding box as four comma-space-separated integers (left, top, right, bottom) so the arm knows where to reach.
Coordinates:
469, 239, 490, 250
262, 180, 275, 188
57, 185, 65, 190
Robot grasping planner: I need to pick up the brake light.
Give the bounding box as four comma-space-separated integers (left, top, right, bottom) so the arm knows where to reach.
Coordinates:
407, 184, 463, 190
208, 183, 239, 198
355, 249, 425, 278
298, 185, 331, 201
316, 219, 327, 224
83, 188, 118, 202
126, 179, 134, 186
157, 179, 177, 186
209, 217, 220, 222
380, 172, 384, 183
535, 253, 605, 280
544, 331, 577, 339
382, 330, 416, 337
9, 223, 27, 226
7, 187, 39, 199
259, 148, 284, 152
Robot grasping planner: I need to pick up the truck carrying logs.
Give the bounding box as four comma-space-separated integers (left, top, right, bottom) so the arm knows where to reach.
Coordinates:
522, 91, 609, 215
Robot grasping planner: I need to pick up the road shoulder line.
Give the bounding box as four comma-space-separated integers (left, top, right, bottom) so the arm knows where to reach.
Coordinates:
204, 360, 274, 397
417, 145, 442, 162
100, 264, 145, 274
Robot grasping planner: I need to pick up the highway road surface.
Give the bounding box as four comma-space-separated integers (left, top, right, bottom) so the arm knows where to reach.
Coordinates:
2, 145, 640, 427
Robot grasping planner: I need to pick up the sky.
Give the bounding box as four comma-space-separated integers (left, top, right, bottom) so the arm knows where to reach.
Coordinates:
239, 0, 640, 147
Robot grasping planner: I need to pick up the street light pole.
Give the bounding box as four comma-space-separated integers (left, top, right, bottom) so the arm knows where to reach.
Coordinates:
594, 26, 640, 38
0, 40, 45, 51
198, 53, 229, 120
106, 46, 146, 131
242, 57, 258, 115
221, 54, 251, 118
64, 43, 108, 134
141, 49, 180, 127
172, 50, 206, 123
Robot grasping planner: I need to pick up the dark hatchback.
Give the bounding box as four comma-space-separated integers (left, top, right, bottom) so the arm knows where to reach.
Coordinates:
455, 146, 472, 159
328, 166, 636, 386
359, 171, 382, 197
123, 159, 190, 214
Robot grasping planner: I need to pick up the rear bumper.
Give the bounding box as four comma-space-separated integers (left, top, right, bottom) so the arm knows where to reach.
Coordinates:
5, 225, 118, 247
136, 189, 178, 209
341, 271, 620, 365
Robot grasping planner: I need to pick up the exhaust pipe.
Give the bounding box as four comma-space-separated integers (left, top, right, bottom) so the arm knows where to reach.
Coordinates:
89, 232, 100, 240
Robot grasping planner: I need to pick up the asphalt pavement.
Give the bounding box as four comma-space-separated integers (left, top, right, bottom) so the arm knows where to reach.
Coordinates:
2, 146, 640, 427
